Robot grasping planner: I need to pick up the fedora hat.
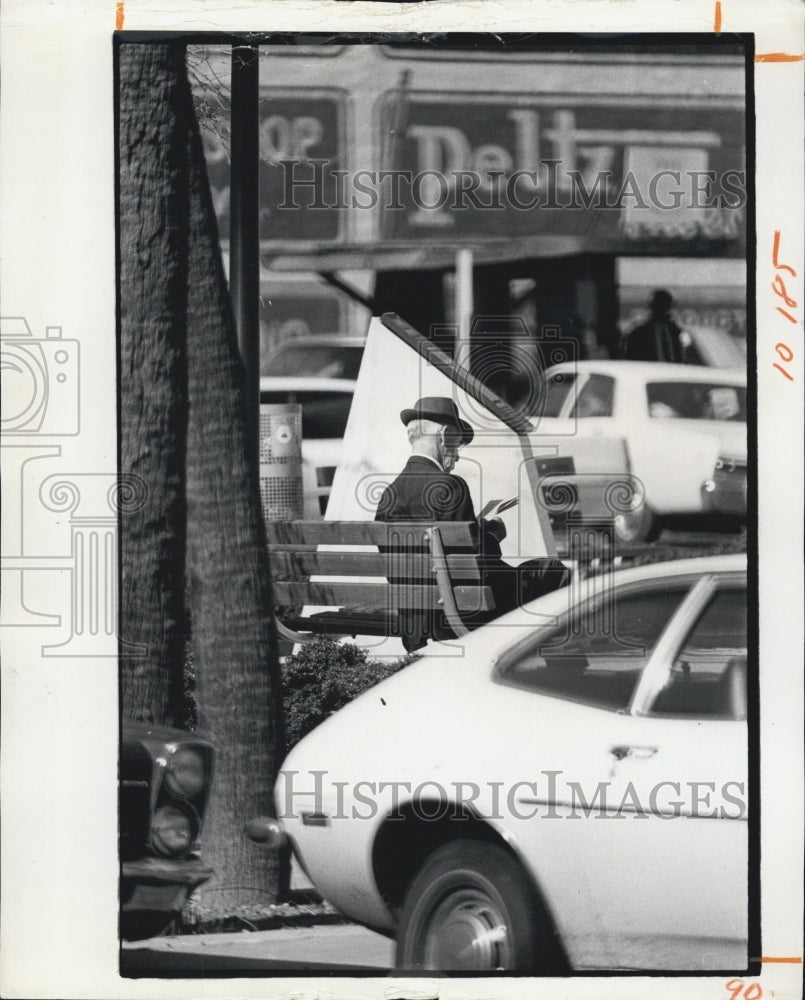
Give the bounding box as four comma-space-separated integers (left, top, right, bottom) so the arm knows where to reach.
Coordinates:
400, 396, 474, 446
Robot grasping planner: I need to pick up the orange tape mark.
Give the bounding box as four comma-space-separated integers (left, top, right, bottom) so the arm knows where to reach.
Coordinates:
714, 1, 722, 34
755, 52, 805, 62
115, 1, 124, 30
759, 956, 803, 963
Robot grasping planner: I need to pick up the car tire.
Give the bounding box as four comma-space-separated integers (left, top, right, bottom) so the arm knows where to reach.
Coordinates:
395, 840, 564, 973
613, 502, 659, 544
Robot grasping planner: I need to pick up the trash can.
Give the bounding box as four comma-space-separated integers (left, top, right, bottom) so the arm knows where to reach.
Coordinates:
259, 403, 303, 522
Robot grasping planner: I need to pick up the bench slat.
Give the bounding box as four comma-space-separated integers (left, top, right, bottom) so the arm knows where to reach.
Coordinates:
273, 581, 493, 613
266, 520, 478, 549
270, 549, 482, 580
282, 611, 399, 637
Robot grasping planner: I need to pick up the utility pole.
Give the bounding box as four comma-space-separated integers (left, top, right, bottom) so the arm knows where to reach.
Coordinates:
229, 43, 260, 471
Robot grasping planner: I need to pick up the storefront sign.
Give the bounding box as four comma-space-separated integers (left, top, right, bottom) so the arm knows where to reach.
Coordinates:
202, 91, 346, 244
379, 98, 746, 250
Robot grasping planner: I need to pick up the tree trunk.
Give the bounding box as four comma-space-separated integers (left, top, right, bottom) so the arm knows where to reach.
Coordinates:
118, 43, 188, 727
118, 40, 283, 907
183, 64, 283, 908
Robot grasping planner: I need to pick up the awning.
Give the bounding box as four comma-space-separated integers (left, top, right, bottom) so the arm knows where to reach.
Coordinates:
258, 235, 589, 273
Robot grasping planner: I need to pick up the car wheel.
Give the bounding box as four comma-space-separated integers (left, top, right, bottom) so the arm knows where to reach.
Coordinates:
613, 502, 659, 543
396, 840, 562, 973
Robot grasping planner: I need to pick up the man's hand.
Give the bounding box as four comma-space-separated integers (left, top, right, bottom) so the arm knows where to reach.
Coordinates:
483, 516, 507, 543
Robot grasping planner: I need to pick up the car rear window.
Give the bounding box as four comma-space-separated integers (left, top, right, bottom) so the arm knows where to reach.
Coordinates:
499, 586, 689, 711
646, 382, 746, 421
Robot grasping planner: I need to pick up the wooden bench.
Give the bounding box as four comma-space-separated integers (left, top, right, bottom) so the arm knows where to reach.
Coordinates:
266, 520, 494, 645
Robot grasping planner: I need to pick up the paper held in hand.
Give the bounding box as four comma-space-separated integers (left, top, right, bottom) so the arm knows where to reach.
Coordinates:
479, 496, 520, 520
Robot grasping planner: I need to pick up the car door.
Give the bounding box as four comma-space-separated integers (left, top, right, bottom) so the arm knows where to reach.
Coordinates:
562, 571, 749, 969
493, 577, 691, 966
496, 569, 748, 970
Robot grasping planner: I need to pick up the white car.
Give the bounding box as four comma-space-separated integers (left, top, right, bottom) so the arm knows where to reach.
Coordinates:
531, 361, 747, 541
260, 336, 364, 518
250, 553, 748, 972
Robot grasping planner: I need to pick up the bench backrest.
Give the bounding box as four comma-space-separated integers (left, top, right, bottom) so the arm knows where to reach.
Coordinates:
266, 520, 494, 641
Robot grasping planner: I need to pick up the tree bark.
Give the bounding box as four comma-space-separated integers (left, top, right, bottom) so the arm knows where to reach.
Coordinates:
119, 40, 282, 905
119, 43, 188, 727
182, 58, 284, 910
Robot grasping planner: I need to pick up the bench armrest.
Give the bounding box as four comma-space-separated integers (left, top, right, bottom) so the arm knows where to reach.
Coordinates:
427, 525, 470, 638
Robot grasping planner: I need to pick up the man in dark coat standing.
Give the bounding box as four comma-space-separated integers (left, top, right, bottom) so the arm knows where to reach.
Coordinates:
619, 289, 684, 363
375, 396, 569, 650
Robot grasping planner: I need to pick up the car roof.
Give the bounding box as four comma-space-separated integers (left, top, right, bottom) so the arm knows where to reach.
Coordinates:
522, 550, 746, 616
584, 550, 746, 582
421, 551, 748, 661
544, 360, 747, 385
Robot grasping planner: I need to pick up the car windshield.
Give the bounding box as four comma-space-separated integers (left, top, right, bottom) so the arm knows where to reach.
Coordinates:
570, 374, 615, 418
536, 371, 577, 417
498, 585, 689, 711
646, 381, 746, 421
262, 344, 363, 380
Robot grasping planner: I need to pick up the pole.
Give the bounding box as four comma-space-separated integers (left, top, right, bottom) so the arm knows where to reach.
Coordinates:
455, 247, 473, 370
230, 44, 260, 470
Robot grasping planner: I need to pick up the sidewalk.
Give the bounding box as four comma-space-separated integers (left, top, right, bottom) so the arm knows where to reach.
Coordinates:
122, 923, 394, 975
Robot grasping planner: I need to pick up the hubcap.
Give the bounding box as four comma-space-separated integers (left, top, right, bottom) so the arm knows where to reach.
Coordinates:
424, 889, 510, 970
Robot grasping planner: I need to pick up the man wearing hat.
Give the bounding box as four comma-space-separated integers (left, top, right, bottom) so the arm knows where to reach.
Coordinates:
375, 396, 569, 650
619, 289, 684, 363
375, 397, 485, 525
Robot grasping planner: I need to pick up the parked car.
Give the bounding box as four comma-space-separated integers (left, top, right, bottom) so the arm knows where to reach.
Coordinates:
261, 334, 365, 382
249, 553, 748, 972
702, 451, 748, 518
260, 335, 365, 518
120, 721, 215, 940
530, 360, 747, 541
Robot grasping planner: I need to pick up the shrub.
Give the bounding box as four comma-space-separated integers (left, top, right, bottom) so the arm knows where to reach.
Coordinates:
281, 638, 413, 751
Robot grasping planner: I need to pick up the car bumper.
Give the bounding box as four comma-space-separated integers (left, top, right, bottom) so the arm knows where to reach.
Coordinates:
701, 470, 747, 515
121, 857, 214, 917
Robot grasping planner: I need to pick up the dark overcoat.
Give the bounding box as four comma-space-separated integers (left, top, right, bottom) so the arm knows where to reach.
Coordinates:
375, 455, 569, 649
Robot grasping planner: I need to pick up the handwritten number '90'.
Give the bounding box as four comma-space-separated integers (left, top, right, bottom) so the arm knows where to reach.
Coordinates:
725, 980, 762, 1000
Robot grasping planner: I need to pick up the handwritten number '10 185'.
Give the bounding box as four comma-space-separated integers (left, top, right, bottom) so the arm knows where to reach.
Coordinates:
772, 230, 797, 381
